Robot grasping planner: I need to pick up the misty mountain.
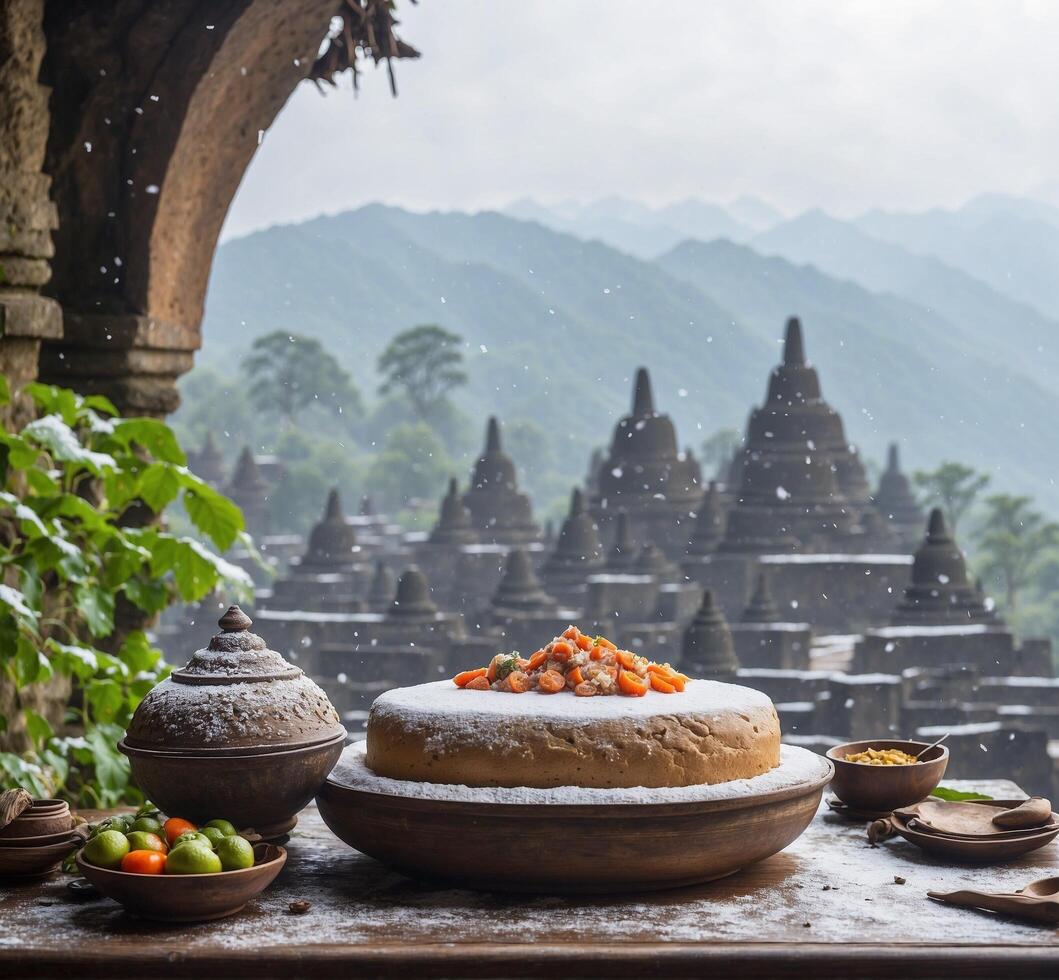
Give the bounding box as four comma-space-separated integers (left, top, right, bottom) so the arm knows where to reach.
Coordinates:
201, 205, 1059, 509
502, 195, 757, 258
657, 238, 1059, 507
751, 209, 1059, 393
854, 195, 1059, 320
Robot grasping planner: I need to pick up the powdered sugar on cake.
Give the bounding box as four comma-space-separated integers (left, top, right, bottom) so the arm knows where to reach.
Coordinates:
330, 741, 829, 804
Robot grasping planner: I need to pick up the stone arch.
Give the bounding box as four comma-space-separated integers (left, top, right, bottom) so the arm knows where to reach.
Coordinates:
36, 0, 339, 414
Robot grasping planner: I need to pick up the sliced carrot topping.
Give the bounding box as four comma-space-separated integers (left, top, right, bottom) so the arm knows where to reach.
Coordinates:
574, 681, 597, 697
567, 666, 585, 687
454, 668, 487, 687
618, 670, 648, 697
465, 675, 491, 691
575, 634, 593, 651
650, 673, 676, 694
595, 635, 616, 650
616, 649, 635, 670
562, 626, 581, 640
550, 640, 573, 661
508, 670, 531, 694
527, 650, 548, 671
538, 669, 565, 693
667, 674, 686, 692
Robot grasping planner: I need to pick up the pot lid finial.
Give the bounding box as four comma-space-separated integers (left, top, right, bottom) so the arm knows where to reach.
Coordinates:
218, 604, 253, 632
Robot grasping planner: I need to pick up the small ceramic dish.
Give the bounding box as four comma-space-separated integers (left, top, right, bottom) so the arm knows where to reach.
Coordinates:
0, 799, 72, 840
0, 829, 81, 848
75, 843, 287, 921
0, 837, 79, 878
890, 804, 1059, 862
826, 739, 947, 813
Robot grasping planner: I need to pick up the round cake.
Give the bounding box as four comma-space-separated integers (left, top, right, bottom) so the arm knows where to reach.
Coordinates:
366, 678, 781, 790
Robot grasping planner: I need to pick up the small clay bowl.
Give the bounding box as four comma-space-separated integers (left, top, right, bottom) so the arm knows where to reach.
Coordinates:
0, 837, 79, 878
826, 739, 948, 813
75, 843, 287, 921
0, 802, 73, 840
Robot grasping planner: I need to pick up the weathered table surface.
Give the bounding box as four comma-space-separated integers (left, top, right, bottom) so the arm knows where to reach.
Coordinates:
2, 780, 1057, 978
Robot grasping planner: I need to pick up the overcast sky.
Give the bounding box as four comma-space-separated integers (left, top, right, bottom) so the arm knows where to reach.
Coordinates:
222, 0, 1059, 239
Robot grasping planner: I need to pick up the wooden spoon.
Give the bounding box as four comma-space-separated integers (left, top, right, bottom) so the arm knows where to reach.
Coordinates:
928, 877, 1059, 924
914, 732, 949, 760
992, 797, 1052, 830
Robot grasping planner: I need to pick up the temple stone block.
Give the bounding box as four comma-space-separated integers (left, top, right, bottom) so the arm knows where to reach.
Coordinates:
731, 623, 812, 671
813, 674, 903, 740
917, 721, 1052, 798
853, 626, 1019, 677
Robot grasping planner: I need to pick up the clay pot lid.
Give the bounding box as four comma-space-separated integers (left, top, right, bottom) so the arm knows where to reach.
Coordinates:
123, 605, 344, 753
171, 606, 301, 684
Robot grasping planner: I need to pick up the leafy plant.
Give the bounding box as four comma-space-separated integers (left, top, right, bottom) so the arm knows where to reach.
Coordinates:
243, 331, 362, 429
0, 377, 253, 807
377, 324, 468, 422
913, 461, 989, 532
930, 786, 992, 802
974, 494, 1059, 610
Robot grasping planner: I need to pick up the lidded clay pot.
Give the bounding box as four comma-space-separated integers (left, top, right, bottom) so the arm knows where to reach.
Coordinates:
120, 605, 345, 838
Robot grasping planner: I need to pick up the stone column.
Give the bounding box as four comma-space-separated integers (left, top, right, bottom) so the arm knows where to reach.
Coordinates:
0, 0, 61, 427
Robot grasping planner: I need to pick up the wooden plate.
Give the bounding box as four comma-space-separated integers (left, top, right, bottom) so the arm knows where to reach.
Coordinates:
0, 837, 78, 878
890, 804, 1059, 862
74, 844, 286, 921
317, 752, 833, 894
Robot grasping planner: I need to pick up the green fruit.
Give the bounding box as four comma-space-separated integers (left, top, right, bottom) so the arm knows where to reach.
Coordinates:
83, 830, 130, 869
101, 814, 133, 834
199, 827, 227, 848
126, 831, 167, 854
216, 835, 254, 872
130, 816, 164, 836
174, 831, 214, 850
165, 843, 222, 875
205, 819, 238, 837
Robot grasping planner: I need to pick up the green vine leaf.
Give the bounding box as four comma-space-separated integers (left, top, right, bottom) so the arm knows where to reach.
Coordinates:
182, 478, 245, 551
139, 462, 183, 513
75, 584, 116, 637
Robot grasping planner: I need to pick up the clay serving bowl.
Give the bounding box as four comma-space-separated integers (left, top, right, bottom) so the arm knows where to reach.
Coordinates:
120, 734, 345, 840
826, 739, 947, 813
0, 836, 79, 878
0, 829, 81, 848
75, 843, 286, 921
318, 744, 834, 894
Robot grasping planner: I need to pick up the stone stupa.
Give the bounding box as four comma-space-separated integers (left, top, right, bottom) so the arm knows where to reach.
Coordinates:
301, 488, 358, 569
194, 431, 226, 488
680, 589, 741, 680
741, 571, 782, 624
606, 511, 638, 571
591, 367, 702, 559
387, 567, 439, 622
892, 508, 998, 626
225, 446, 268, 536
428, 478, 478, 546
491, 549, 555, 614
461, 417, 540, 545
685, 480, 726, 557
541, 488, 605, 603
367, 560, 396, 613
719, 318, 857, 553
872, 443, 924, 551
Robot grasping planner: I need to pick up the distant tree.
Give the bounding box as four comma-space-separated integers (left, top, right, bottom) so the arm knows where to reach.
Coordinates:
974, 495, 1059, 610
377, 325, 468, 422
244, 331, 362, 428
365, 422, 452, 510
913, 461, 989, 532
701, 427, 741, 479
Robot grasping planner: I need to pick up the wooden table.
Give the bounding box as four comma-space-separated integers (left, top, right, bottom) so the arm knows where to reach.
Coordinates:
2, 781, 1057, 978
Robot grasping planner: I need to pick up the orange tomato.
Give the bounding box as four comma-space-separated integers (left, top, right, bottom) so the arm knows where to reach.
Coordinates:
121, 850, 167, 875
616, 649, 635, 670
550, 641, 573, 661
507, 670, 531, 694
566, 666, 585, 687
454, 668, 487, 687
618, 670, 648, 697
163, 817, 198, 846
527, 650, 548, 671
465, 675, 491, 690
574, 682, 597, 697
537, 669, 564, 693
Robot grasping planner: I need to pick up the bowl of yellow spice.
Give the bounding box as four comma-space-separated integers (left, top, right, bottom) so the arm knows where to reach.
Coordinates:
826, 739, 948, 813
